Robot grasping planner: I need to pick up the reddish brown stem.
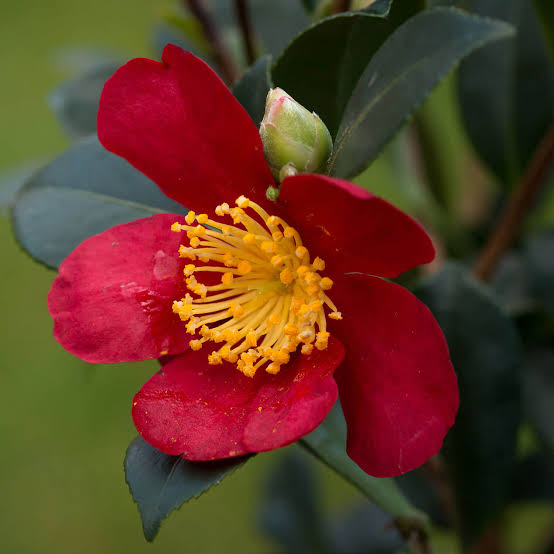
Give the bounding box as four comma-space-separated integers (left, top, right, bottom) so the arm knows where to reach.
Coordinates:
234, 0, 256, 65
185, 0, 239, 85
473, 123, 554, 282
332, 0, 351, 13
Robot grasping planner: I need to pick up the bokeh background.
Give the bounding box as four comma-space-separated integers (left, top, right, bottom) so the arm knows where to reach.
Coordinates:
2, 1, 554, 553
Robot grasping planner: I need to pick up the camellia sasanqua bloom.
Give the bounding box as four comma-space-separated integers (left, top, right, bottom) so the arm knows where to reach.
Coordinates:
47, 45, 459, 478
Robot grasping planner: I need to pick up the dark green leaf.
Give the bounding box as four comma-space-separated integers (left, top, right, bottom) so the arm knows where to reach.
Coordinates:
11, 136, 183, 269
458, 0, 554, 187
416, 263, 522, 547
524, 229, 554, 316
125, 436, 248, 542
301, 402, 428, 526
260, 450, 328, 553
48, 61, 120, 139
232, 55, 272, 125
273, 0, 421, 137
328, 8, 514, 179
523, 347, 554, 449
249, 0, 311, 57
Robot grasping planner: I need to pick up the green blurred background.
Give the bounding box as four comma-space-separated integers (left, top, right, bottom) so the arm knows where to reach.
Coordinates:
0, 2, 362, 552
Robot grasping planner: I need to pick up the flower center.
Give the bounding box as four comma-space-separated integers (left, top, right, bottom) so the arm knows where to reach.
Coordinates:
171, 196, 341, 378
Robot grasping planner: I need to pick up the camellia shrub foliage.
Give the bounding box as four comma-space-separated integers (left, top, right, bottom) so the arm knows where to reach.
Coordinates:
8, 0, 554, 552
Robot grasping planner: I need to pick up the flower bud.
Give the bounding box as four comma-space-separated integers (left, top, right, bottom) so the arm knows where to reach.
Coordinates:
259, 88, 333, 181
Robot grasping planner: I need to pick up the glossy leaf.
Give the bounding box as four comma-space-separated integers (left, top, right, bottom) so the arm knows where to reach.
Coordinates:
328, 8, 514, 178
458, 0, 554, 187
49, 61, 120, 139
416, 263, 522, 547
11, 136, 183, 269
273, 0, 419, 137
524, 229, 554, 316
260, 450, 327, 553
125, 436, 248, 541
232, 55, 272, 125
301, 402, 428, 526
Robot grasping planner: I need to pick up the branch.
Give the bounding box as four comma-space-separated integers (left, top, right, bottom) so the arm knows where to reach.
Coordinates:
234, 0, 256, 65
473, 122, 554, 282
185, 0, 239, 85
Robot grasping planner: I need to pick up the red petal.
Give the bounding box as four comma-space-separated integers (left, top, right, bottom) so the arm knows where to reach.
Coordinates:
132, 338, 344, 459
330, 274, 458, 477
279, 174, 435, 278
48, 214, 190, 363
98, 45, 274, 213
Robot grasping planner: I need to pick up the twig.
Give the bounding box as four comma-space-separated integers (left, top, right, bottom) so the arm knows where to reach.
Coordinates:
234, 0, 256, 65
473, 123, 554, 282
394, 518, 433, 554
185, 0, 239, 85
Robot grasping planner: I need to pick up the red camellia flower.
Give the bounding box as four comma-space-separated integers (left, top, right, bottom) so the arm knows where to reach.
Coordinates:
47, 45, 458, 478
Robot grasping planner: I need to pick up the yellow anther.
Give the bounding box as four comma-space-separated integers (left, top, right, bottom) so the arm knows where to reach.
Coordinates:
301, 344, 314, 355
235, 195, 250, 208
228, 301, 244, 318
237, 260, 252, 275
266, 363, 280, 374
221, 272, 234, 285
261, 241, 277, 254
313, 257, 325, 271
172, 197, 341, 376
267, 313, 281, 326
223, 252, 235, 267
184, 264, 196, 276
190, 340, 202, 351
246, 331, 258, 347
280, 267, 294, 285
208, 351, 223, 365
290, 297, 303, 312
230, 207, 244, 223
284, 323, 298, 335
271, 255, 284, 268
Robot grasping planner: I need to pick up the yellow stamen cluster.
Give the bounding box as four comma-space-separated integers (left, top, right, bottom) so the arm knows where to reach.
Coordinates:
171, 196, 342, 378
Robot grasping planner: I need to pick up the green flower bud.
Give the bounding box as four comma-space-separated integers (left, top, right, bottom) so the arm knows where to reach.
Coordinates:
259, 88, 333, 181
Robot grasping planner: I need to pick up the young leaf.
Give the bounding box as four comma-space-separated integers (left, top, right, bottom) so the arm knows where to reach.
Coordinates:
416, 263, 522, 547
273, 0, 420, 137
328, 8, 514, 179
11, 136, 183, 269
232, 55, 272, 125
458, 0, 554, 188
125, 436, 248, 542
49, 61, 121, 139
301, 402, 428, 528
